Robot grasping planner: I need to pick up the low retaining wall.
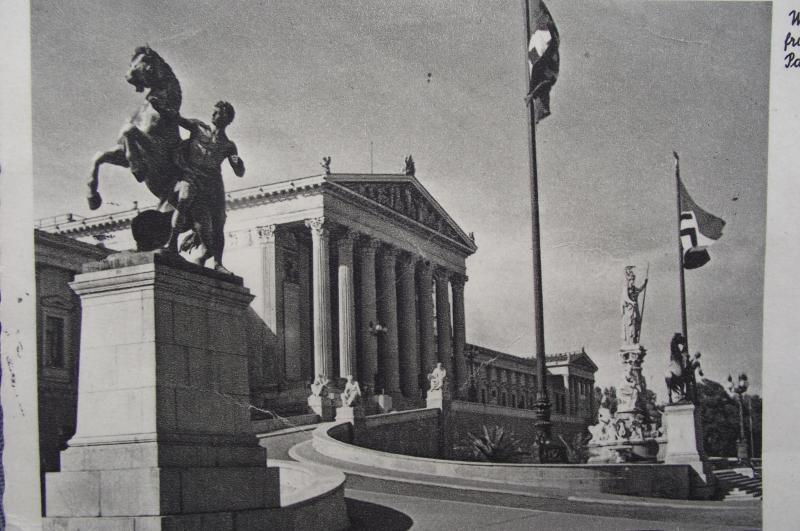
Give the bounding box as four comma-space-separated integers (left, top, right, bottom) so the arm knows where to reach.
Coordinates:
258, 424, 319, 461
330, 399, 588, 461
315, 421, 691, 498
258, 460, 350, 531
354, 408, 441, 458
446, 400, 587, 458
253, 413, 319, 434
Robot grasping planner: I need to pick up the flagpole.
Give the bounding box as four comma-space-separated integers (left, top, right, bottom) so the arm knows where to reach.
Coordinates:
673, 151, 692, 399
522, 0, 551, 446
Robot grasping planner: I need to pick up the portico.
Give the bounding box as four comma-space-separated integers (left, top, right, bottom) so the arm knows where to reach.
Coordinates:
54, 173, 478, 406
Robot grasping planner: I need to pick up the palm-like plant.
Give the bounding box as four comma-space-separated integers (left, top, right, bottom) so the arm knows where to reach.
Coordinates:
466, 425, 525, 463
559, 433, 590, 464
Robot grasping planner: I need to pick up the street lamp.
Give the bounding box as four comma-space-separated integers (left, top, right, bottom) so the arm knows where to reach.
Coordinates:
727, 373, 749, 463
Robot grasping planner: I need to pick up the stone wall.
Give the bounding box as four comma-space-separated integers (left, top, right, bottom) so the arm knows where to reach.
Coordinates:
353, 408, 441, 458
337, 401, 589, 461
445, 400, 588, 458
311, 421, 692, 499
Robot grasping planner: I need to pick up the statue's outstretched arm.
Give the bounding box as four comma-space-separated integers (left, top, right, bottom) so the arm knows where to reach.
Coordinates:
228, 143, 245, 177
177, 116, 204, 134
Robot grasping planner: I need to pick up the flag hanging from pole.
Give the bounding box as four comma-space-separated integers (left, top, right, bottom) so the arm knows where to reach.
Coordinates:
679, 176, 726, 269
527, 0, 559, 124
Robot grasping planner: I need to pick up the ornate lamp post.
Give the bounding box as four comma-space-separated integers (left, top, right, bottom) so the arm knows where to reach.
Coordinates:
727, 373, 749, 463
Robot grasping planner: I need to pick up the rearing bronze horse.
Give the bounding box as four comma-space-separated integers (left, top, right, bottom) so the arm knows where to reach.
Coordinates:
665, 332, 703, 404
87, 46, 183, 211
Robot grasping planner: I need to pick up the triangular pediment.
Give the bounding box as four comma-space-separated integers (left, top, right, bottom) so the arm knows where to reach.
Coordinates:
328, 174, 477, 252
570, 353, 599, 372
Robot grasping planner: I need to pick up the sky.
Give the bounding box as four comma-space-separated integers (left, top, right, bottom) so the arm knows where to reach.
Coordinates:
30, 0, 770, 396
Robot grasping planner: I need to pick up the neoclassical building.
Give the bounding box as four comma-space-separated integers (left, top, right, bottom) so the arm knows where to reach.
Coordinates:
465, 344, 598, 426
43, 173, 477, 408
37, 171, 596, 417
33, 230, 111, 480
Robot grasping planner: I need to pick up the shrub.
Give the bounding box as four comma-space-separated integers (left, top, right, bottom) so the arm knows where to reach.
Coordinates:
465, 425, 525, 463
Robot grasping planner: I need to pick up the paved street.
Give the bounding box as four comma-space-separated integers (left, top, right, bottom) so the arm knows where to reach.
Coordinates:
346, 488, 761, 531
287, 438, 762, 530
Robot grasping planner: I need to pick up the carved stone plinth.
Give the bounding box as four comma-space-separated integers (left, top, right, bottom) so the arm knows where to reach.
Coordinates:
427, 388, 455, 410
373, 394, 393, 413
616, 345, 648, 419
663, 403, 716, 499
335, 405, 365, 424
664, 403, 704, 463
308, 394, 335, 421
44, 251, 281, 530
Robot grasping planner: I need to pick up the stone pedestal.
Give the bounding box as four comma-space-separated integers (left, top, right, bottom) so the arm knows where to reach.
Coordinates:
663, 403, 716, 498
616, 345, 648, 419
736, 439, 749, 462
664, 403, 704, 464
426, 389, 449, 410
44, 251, 280, 530
335, 405, 365, 424
373, 393, 393, 413
308, 394, 335, 421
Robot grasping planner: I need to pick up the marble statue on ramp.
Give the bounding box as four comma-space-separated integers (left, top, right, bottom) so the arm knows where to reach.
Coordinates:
428, 362, 447, 391
341, 375, 362, 407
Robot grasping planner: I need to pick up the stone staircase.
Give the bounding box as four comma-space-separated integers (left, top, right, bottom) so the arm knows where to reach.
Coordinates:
713, 467, 762, 500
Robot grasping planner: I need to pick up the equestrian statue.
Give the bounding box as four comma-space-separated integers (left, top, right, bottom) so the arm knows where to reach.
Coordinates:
86, 46, 244, 270
664, 332, 703, 404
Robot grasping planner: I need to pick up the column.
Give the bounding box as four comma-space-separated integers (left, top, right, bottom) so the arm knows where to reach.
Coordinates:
397, 253, 420, 399
357, 238, 380, 391
378, 246, 401, 395
254, 225, 285, 387
417, 261, 436, 378
434, 267, 453, 394
305, 217, 333, 380
337, 230, 358, 379
564, 374, 572, 417
451, 273, 468, 398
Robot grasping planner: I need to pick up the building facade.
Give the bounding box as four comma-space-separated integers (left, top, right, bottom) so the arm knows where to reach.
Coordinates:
36, 172, 596, 456
33, 230, 110, 483
465, 344, 597, 426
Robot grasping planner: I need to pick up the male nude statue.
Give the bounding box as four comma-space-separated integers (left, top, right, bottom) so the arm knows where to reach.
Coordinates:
167, 100, 245, 273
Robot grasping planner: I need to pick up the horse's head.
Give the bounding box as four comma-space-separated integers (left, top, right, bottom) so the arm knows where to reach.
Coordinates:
669, 332, 685, 361
126, 46, 168, 93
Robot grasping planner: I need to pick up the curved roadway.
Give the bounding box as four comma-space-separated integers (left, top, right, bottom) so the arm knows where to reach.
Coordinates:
288, 438, 762, 530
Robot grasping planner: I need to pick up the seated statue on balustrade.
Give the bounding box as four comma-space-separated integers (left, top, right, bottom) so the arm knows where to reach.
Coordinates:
341, 375, 362, 407
428, 362, 447, 391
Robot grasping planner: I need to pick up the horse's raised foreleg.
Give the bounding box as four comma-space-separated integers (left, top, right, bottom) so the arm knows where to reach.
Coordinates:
88, 147, 128, 210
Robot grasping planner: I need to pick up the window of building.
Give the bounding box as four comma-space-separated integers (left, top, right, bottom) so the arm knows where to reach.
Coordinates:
481, 389, 487, 404
44, 315, 65, 368
501, 393, 507, 407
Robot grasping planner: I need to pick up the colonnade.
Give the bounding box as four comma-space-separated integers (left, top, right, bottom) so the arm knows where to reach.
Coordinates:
304, 216, 467, 399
